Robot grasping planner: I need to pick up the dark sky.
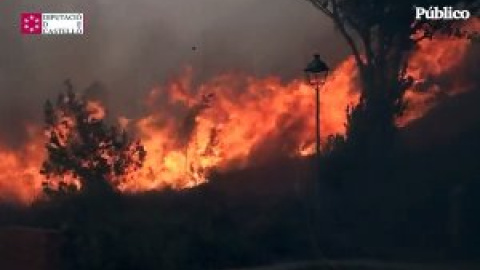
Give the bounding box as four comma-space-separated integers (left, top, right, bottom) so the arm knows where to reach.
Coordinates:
0, 0, 349, 149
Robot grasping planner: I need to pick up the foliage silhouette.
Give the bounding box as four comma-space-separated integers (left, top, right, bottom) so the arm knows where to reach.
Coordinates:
40, 81, 146, 197
305, 0, 479, 160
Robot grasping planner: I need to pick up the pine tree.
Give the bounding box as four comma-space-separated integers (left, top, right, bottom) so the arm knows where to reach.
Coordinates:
40, 81, 146, 197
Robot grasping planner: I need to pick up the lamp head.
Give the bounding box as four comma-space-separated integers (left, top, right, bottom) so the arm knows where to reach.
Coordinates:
304, 54, 330, 86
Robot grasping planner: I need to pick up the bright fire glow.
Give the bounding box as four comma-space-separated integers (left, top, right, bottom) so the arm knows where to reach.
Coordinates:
0, 21, 477, 203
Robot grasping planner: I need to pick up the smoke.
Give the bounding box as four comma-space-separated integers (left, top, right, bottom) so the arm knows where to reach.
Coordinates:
0, 0, 346, 150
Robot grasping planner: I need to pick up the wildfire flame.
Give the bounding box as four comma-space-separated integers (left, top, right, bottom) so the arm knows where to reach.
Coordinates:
0, 21, 477, 203
0, 125, 44, 204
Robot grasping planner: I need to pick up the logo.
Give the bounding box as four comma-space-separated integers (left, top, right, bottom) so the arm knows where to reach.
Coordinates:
20, 13, 84, 35
415, 6, 471, 20
21, 13, 42, 34
415, 7, 470, 20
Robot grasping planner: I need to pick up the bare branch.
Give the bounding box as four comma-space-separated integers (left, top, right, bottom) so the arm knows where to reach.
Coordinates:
330, 0, 366, 72
305, 0, 366, 71
305, 0, 334, 18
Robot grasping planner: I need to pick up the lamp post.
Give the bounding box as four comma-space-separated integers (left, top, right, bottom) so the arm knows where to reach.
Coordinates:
303, 54, 330, 259
304, 54, 330, 159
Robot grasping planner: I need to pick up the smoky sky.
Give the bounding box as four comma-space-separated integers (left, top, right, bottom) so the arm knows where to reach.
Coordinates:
0, 0, 347, 149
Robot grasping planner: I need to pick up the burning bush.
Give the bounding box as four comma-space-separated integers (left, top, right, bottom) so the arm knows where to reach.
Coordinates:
40, 81, 146, 197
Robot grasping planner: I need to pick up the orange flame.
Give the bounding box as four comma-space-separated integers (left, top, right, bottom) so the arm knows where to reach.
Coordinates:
0, 21, 477, 203
0, 125, 44, 204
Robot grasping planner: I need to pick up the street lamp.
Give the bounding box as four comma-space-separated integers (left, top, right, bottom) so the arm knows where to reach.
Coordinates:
304, 54, 329, 157
302, 54, 330, 258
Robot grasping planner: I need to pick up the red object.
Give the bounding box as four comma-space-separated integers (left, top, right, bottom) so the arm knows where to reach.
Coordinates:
20, 13, 42, 34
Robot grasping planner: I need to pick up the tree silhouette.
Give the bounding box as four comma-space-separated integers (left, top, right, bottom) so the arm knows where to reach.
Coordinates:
40, 81, 146, 197
305, 1, 480, 254
305, 0, 479, 158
